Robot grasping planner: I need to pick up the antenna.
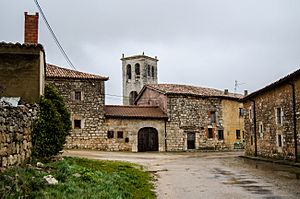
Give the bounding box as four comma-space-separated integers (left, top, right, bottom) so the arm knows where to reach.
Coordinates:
234, 80, 245, 94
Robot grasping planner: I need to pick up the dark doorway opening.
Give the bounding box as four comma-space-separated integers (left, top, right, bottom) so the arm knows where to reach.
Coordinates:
138, 127, 158, 152
187, 132, 196, 149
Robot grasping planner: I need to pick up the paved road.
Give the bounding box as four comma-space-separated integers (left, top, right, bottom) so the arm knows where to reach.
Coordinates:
63, 150, 300, 199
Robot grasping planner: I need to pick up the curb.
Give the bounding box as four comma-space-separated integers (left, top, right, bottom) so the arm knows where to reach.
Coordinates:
239, 155, 300, 168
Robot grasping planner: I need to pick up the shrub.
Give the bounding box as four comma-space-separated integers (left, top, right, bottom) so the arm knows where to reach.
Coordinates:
32, 85, 71, 160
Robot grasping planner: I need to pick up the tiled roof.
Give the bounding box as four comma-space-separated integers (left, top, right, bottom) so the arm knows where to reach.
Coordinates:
145, 84, 243, 99
104, 105, 167, 119
243, 68, 300, 101
46, 64, 109, 80
0, 42, 44, 51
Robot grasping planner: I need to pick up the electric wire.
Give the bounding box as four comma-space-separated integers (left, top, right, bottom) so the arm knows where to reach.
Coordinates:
34, 0, 77, 71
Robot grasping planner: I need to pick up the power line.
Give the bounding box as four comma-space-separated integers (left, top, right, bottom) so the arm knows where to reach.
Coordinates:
34, 0, 77, 71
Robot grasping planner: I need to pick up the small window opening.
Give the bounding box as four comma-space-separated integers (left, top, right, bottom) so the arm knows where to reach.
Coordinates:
208, 128, 213, 138
278, 134, 282, 147
125, 137, 129, 143
276, 108, 282, 124
75, 91, 81, 101
239, 108, 244, 117
210, 111, 216, 123
117, 131, 124, 138
151, 66, 155, 77
147, 65, 151, 76
250, 136, 253, 145
74, 120, 81, 129
218, 130, 224, 140
127, 64, 131, 80
107, 131, 114, 139
236, 130, 241, 139
129, 91, 138, 105
135, 63, 140, 78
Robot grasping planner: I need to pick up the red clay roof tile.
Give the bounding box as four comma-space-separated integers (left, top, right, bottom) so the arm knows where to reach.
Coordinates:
46, 63, 108, 80
145, 84, 243, 99
104, 105, 167, 119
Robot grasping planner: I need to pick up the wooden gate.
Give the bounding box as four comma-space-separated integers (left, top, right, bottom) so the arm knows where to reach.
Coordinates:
138, 127, 158, 152
187, 132, 195, 149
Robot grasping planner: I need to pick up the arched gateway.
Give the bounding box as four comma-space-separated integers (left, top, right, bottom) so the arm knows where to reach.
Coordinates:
138, 127, 158, 152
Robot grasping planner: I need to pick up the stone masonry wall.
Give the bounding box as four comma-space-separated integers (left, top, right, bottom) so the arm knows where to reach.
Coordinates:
166, 95, 226, 151
244, 78, 300, 161
0, 105, 37, 168
46, 78, 106, 149
105, 118, 165, 152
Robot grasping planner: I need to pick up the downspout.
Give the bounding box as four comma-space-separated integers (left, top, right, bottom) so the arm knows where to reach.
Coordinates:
289, 82, 298, 162
164, 119, 167, 152
251, 100, 257, 157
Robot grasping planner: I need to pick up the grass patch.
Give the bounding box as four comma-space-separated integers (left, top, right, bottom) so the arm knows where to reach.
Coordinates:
0, 157, 155, 199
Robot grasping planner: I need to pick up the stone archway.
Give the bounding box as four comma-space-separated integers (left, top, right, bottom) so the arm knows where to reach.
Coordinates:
138, 127, 159, 152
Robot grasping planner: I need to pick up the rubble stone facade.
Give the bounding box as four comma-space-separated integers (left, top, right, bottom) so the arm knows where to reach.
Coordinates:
137, 85, 244, 151
243, 70, 300, 161
46, 64, 108, 149
0, 105, 37, 168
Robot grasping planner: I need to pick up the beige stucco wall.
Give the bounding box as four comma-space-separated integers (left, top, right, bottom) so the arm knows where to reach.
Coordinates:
221, 99, 244, 148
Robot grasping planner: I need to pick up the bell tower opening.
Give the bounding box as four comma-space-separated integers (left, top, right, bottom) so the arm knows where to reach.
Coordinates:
121, 53, 158, 105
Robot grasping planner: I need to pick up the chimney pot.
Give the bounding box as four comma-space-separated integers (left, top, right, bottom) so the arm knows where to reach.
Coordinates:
244, 90, 248, 96
224, 89, 229, 95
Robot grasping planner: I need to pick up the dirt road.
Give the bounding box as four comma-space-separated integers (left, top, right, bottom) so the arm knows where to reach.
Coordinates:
63, 150, 300, 199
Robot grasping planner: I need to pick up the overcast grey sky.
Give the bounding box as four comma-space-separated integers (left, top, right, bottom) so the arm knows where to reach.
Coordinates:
1, 0, 300, 104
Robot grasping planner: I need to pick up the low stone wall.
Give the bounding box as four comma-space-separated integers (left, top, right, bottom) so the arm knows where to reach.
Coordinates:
0, 104, 37, 168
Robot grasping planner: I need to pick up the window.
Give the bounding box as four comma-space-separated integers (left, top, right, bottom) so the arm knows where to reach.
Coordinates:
135, 63, 140, 78
151, 66, 155, 77
276, 108, 283, 125
210, 111, 216, 123
277, 134, 282, 147
249, 107, 253, 121
125, 137, 129, 143
259, 122, 263, 138
129, 91, 138, 105
147, 65, 151, 76
107, 131, 114, 139
117, 131, 124, 138
239, 108, 244, 117
250, 136, 253, 145
208, 128, 213, 138
126, 64, 131, 80
75, 91, 81, 101
74, 120, 81, 129
218, 130, 224, 140
236, 130, 241, 139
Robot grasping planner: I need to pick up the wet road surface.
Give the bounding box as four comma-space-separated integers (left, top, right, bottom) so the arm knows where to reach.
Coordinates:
63, 150, 300, 199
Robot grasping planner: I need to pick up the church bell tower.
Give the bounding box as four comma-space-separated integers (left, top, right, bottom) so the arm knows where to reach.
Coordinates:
121, 53, 158, 105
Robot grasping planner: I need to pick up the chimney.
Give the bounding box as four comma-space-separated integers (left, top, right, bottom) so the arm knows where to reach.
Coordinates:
224, 89, 229, 95
244, 90, 248, 96
24, 12, 39, 44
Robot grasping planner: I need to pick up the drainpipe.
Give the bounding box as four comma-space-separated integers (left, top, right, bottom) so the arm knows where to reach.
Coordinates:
289, 82, 298, 162
251, 100, 257, 157
164, 119, 167, 152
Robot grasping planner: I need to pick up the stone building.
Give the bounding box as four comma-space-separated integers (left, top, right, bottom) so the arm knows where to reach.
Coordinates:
45, 64, 109, 149
104, 105, 167, 152
243, 69, 300, 161
122, 54, 158, 105
135, 84, 244, 151
0, 42, 45, 103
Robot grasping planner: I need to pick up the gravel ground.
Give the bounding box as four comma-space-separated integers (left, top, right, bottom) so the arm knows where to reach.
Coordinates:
63, 150, 300, 199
